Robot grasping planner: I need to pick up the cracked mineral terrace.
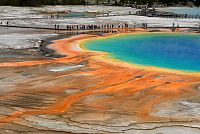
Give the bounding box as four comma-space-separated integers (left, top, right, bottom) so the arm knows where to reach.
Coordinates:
0, 31, 199, 134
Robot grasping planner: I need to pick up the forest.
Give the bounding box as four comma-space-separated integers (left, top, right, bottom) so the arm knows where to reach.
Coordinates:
0, 0, 199, 6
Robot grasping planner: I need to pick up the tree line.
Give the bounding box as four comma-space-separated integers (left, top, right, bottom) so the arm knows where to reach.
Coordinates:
0, 0, 199, 6
119, 0, 199, 6
0, 0, 85, 6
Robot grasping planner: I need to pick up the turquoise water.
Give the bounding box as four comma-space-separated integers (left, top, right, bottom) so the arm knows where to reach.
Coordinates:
84, 33, 200, 72
60, 12, 94, 18
157, 7, 200, 16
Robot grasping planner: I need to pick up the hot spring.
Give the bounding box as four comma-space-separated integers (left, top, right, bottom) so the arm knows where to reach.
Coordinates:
83, 33, 200, 72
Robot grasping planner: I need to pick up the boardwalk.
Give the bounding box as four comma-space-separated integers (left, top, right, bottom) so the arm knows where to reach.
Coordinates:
1, 24, 199, 31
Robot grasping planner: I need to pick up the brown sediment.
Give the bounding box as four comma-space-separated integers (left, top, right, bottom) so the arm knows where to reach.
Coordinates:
0, 34, 97, 67
0, 31, 200, 127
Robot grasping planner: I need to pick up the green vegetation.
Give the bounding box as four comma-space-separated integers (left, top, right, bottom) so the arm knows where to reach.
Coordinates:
0, 0, 199, 6
120, 0, 200, 6
0, 0, 86, 6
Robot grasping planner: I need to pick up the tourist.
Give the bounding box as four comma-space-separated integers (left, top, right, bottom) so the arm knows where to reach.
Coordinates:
177, 23, 179, 28
55, 24, 57, 30
172, 22, 175, 28
198, 24, 200, 32
199, 25, 200, 32
125, 23, 128, 28
172, 22, 175, 32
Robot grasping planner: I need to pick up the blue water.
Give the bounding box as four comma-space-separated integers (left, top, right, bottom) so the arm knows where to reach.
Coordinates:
60, 12, 94, 18
84, 33, 200, 72
157, 7, 200, 16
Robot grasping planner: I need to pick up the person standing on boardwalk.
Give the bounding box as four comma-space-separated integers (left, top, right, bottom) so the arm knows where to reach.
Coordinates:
172, 22, 175, 28
134, 23, 136, 29
172, 22, 175, 32
198, 24, 200, 33
6, 21, 11, 26
55, 24, 57, 30
125, 23, 129, 28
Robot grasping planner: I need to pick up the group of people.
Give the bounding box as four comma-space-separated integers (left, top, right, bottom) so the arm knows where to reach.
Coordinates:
172, 22, 180, 31
54, 23, 129, 30
50, 14, 60, 19
172, 22, 179, 28
142, 23, 148, 29
0, 21, 11, 26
